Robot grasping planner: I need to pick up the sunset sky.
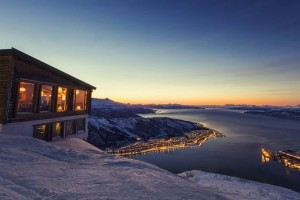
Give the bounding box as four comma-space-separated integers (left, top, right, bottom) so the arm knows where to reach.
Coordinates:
1, 0, 300, 106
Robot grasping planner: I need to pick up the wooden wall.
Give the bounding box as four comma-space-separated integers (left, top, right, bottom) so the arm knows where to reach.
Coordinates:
14, 58, 89, 89
0, 56, 11, 124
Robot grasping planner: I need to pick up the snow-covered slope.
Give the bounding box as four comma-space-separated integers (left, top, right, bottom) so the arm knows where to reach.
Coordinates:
0, 135, 223, 200
88, 115, 205, 149
0, 135, 299, 200
179, 170, 300, 200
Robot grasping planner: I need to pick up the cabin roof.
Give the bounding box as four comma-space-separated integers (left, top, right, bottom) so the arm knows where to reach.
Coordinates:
0, 48, 96, 90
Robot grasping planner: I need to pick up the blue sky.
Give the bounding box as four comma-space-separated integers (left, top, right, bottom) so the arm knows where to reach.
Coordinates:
1, 0, 300, 105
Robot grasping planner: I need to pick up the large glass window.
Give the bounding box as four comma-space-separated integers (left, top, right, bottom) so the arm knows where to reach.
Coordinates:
57, 87, 67, 112
18, 82, 35, 112
40, 85, 52, 112
74, 89, 87, 110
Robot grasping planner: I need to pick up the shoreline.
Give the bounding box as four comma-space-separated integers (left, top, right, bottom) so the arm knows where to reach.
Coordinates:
110, 128, 222, 156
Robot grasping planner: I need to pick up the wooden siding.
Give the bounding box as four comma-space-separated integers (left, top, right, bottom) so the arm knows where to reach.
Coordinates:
0, 56, 11, 124
14, 57, 91, 89
86, 90, 92, 114
7, 79, 18, 120
7, 110, 89, 123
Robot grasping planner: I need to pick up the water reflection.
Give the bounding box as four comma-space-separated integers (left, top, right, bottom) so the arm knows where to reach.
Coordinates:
136, 109, 300, 192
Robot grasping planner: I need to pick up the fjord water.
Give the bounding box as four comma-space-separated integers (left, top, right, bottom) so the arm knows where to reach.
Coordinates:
136, 109, 300, 192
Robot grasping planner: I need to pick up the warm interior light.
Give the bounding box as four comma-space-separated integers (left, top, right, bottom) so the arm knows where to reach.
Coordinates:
62, 95, 66, 101
76, 90, 80, 95
58, 106, 63, 110
76, 105, 81, 110
58, 87, 63, 93
19, 87, 26, 92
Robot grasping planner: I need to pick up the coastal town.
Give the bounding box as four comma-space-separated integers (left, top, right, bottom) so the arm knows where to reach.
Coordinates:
111, 129, 221, 156
261, 148, 300, 170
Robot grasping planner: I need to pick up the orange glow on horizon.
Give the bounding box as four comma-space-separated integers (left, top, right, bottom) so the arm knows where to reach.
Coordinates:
93, 95, 299, 107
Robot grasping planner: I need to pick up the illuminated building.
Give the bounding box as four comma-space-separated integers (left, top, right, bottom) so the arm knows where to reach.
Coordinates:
0, 48, 96, 141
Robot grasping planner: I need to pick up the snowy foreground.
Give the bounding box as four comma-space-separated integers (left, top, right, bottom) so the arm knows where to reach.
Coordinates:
179, 171, 300, 200
0, 136, 299, 200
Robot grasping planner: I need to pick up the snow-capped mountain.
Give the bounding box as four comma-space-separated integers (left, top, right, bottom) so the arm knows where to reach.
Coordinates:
88, 98, 206, 149
91, 98, 129, 109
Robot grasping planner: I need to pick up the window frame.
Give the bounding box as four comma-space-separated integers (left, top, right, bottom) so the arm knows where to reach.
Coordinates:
56, 86, 68, 112
16, 80, 90, 115
76, 118, 86, 133
33, 124, 49, 141
39, 84, 53, 112
51, 122, 63, 139
17, 81, 36, 114
73, 89, 87, 111
64, 120, 76, 136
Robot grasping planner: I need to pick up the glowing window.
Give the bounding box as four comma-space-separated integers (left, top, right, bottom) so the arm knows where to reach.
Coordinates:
57, 87, 67, 112
40, 85, 52, 112
74, 90, 87, 110
18, 82, 34, 112
52, 122, 62, 138
33, 124, 47, 140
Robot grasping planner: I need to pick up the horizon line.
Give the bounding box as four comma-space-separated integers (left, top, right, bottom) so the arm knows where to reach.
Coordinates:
92, 97, 300, 107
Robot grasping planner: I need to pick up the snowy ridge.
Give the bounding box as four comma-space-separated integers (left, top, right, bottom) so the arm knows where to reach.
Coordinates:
88, 116, 205, 149
0, 135, 299, 199
91, 98, 129, 109
89, 116, 139, 138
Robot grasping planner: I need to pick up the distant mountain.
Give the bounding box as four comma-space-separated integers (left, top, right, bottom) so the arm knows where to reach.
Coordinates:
89, 98, 207, 149
143, 103, 204, 109
91, 98, 204, 110
88, 115, 205, 149
221, 104, 300, 120
91, 98, 154, 118
92, 98, 129, 109
245, 109, 300, 120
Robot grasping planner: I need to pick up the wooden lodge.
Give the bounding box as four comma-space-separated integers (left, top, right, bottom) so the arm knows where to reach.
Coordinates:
0, 48, 96, 141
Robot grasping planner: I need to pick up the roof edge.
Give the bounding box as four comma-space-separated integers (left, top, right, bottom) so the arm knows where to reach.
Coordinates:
0, 48, 96, 90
